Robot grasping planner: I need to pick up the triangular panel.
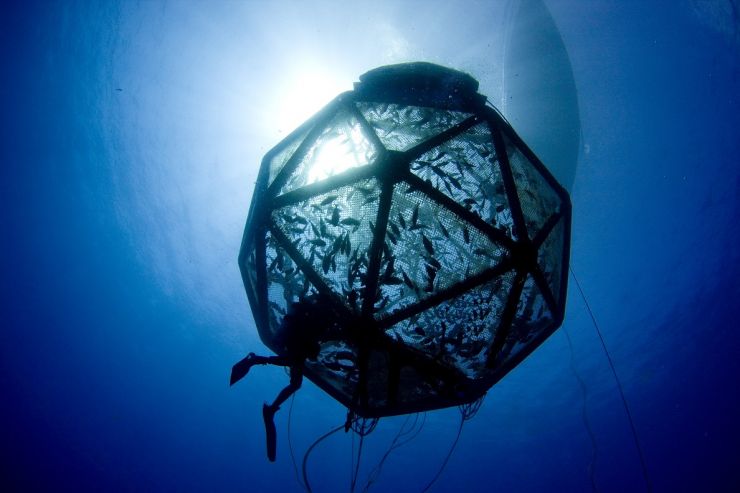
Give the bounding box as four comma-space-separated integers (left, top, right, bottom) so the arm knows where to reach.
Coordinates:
497, 273, 554, 366
409, 122, 516, 240
536, 215, 566, 308
385, 271, 515, 379
504, 134, 563, 241
356, 102, 472, 152
267, 122, 314, 188
374, 181, 510, 319
272, 179, 382, 311
277, 108, 379, 197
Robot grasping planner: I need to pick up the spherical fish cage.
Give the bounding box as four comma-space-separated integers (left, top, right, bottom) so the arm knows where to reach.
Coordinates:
239, 62, 571, 418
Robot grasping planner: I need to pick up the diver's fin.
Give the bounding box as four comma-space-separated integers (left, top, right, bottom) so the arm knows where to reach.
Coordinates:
263, 404, 277, 462
230, 353, 256, 386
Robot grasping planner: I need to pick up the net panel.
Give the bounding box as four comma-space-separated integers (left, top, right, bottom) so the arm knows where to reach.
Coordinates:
409, 122, 515, 240
277, 107, 378, 196
385, 271, 515, 379
498, 273, 554, 366
267, 122, 314, 187
305, 339, 360, 403
241, 236, 260, 310
265, 230, 319, 339
272, 179, 381, 312
373, 181, 509, 319
356, 102, 471, 152
504, 134, 562, 242
537, 215, 566, 307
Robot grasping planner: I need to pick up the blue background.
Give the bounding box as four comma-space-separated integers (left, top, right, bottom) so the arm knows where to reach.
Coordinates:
2, 1, 739, 491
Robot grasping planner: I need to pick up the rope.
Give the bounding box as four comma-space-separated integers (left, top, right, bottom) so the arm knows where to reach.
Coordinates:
350, 434, 365, 493
563, 326, 599, 492
301, 424, 344, 493
459, 397, 484, 421
400, 413, 427, 447
288, 395, 308, 492
570, 268, 652, 492
363, 413, 426, 493
347, 416, 377, 492
350, 428, 355, 492
419, 413, 464, 493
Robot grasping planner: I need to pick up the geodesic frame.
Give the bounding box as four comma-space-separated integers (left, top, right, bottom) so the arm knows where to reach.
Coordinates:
238, 63, 571, 418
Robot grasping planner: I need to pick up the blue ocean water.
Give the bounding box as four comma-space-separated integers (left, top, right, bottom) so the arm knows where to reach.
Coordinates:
2, 1, 739, 492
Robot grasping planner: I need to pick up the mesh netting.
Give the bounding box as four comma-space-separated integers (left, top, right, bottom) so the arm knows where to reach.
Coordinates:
374, 181, 507, 319
267, 122, 314, 187
265, 230, 311, 338
305, 339, 360, 400
277, 107, 378, 197
241, 238, 259, 313
386, 272, 515, 378
504, 133, 562, 242
409, 122, 515, 239
272, 178, 381, 311
499, 274, 554, 366
357, 102, 471, 152
537, 216, 566, 307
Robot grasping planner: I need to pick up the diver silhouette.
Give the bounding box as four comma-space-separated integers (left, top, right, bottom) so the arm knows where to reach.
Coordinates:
230, 294, 335, 462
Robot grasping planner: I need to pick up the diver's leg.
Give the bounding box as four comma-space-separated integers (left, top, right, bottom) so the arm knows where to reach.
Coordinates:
230, 354, 292, 386
264, 355, 292, 367
270, 367, 303, 409
263, 367, 303, 462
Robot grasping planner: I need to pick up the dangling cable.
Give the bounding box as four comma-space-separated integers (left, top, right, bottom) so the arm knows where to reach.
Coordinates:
288, 395, 308, 492
348, 417, 377, 492
419, 413, 465, 493
350, 433, 365, 493
350, 429, 355, 493
301, 424, 344, 493
400, 412, 426, 447
563, 326, 599, 493
459, 396, 484, 421
570, 268, 652, 493
363, 413, 426, 492
362, 417, 408, 493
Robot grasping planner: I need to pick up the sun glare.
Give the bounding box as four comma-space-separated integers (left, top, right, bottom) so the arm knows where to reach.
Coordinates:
274, 67, 349, 134
306, 124, 371, 185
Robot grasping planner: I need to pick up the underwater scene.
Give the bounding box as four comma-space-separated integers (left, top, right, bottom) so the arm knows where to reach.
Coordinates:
2, 1, 739, 491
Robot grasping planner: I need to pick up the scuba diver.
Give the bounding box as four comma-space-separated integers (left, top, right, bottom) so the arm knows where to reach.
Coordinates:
230, 294, 336, 462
